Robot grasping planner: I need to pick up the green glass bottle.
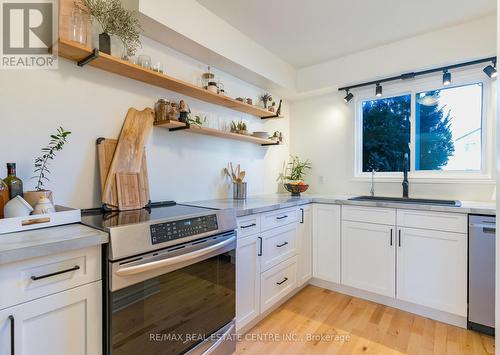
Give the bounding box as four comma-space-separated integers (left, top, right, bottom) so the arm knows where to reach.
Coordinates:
4, 163, 23, 199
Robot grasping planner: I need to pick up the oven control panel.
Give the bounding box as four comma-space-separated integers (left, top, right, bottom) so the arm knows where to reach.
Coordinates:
150, 215, 218, 245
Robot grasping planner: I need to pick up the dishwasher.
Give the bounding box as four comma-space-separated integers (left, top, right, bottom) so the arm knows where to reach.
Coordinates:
468, 215, 496, 335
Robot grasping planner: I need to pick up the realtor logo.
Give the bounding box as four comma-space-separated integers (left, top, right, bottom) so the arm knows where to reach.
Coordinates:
1, 0, 58, 69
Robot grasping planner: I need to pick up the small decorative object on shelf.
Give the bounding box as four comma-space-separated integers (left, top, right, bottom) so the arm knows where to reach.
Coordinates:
218, 81, 225, 95
207, 81, 218, 94
224, 163, 247, 200
178, 100, 191, 123
260, 92, 273, 108
76, 0, 142, 56
230, 120, 248, 135
246, 98, 253, 105
152, 61, 165, 74
154, 99, 170, 123
4, 163, 23, 199
269, 101, 276, 112
235, 97, 244, 102
202, 66, 215, 89
271, 131, 283, 143
70, 7, 89, 45
279, 155, 311, 196
137, 55, 151, 69
187, 115, 206, 127
32, 197, 56, 215
23, 127, 71, 208
0, 179, 9, 219
168, 102, 178, 120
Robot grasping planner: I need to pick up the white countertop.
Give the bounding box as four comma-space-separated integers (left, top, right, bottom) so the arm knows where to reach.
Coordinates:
184, 194, 496, 217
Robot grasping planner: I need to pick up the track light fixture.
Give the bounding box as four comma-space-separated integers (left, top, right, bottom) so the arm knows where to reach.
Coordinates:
375, 83, 382, 97
483, 60, 497, 78
442, 70, 451, 86
344, 90, 354, 103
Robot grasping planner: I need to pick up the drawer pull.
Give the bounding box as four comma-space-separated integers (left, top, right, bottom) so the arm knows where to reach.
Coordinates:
276, 277, 288, 285
258, 237, 263, 256
276, 242, 289, 248
240, 223, 256, 229
300, 208, 304, 224
390, 229, 393, 246
31, 265, 80, 281
398, 230, 402, 247
276, 215, 288, 220
9, 315, 14, 355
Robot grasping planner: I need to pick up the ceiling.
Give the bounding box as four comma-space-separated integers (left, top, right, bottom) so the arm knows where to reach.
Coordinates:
197, 0, 496, 68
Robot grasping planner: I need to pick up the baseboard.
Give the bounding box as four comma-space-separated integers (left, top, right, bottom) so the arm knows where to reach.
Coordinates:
237, 282, 309, 334
309, 278, 467, 328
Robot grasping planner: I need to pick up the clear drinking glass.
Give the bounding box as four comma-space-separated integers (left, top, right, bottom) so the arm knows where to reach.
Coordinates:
137, 55, 152, 69
70, 8, 88, 45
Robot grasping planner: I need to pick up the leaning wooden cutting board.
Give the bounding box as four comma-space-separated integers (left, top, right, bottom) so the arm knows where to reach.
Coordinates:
101, 107, 153, 209
97, 138, 150, 209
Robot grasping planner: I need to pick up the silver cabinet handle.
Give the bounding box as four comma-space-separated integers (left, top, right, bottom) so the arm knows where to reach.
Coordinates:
116, 236, 235, 276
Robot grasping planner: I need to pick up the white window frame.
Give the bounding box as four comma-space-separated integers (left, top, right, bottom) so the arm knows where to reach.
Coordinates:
353, 67, 494, 184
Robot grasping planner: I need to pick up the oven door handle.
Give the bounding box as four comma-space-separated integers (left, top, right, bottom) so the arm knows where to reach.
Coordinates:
116, 236, 235, 276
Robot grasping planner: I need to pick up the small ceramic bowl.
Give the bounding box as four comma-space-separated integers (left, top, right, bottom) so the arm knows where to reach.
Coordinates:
252, 132, 269, 139
33, 197, 55, 215
4, 196, 34, 218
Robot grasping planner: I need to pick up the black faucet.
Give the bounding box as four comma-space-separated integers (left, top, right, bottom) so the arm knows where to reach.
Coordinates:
402, 152, 409, 198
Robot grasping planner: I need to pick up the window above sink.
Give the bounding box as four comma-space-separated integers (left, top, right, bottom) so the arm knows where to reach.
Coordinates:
354, 68, 494, 183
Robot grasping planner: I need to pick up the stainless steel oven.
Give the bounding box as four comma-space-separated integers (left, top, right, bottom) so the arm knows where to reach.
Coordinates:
82, 203, 238, 355
108, 231, 236, 355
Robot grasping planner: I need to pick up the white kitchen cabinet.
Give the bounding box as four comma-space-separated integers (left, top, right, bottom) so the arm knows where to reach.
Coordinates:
236, 234, 261, 331
312, 204, 341, 283
297, 205, 312, 286
0, 281, 102, 355
396, 227, 467, 316
260, 256, 297, 313
342, 221, 395, 297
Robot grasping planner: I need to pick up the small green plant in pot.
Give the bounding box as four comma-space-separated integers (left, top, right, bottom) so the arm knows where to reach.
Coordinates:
23, 127, 72, 208
278, 155, 311, 196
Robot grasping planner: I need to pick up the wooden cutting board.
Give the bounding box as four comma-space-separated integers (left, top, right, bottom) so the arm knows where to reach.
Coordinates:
97, 138, 150, 209
101, 108, 154, 209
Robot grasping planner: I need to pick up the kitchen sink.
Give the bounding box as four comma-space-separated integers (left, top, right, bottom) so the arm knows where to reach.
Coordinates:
348, 196, 462, 207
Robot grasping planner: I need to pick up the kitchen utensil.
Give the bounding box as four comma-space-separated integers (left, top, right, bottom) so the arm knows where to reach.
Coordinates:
101, 108, 153, 209
4, 196, 33, 218
97, 137, 150, 209
252, 132, 269, 139
233, 182, 247, 200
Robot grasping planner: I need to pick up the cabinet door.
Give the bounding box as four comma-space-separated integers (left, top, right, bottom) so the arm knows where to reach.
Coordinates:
396, 227, 467, 316
297, 205, 312, 286
342, 221, 395, 297
236, 234, 261, 331
0, 281, 101, 355
312, 204, 341, 283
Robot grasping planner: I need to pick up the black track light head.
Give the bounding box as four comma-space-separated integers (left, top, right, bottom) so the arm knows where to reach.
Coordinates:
483, 61, 497, 78
375, 83, 382, 97
344, 90, 354, 103
442, 70, 451, 86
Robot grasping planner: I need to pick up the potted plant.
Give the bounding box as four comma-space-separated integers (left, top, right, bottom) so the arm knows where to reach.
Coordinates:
24, 127, 71, 208
75, 0, 141, 56
230, 120, 248, 135
259, 92, 273, 108
278, 155, 311, 196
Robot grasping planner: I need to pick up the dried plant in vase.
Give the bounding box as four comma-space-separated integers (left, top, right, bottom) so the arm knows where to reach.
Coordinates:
75, 0, 141, 57
259, 92, 273, 108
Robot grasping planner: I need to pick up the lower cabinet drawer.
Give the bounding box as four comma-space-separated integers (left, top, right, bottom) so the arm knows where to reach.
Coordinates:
261, 223, 298, 272
397, 209, 467, 234
260, 256, 297, 313
237, 214, 261, 238
261, 207, 298, 231
0, 246, 101, 310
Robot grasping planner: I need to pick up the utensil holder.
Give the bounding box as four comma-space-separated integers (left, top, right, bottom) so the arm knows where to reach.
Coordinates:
233, 182, 247, 200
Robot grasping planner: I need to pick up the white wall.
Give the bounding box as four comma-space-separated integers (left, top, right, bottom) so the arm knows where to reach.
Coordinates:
290, 16, 497, 201
0, 36, 289, 208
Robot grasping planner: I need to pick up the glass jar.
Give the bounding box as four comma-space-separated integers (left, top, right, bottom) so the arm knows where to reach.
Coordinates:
70, 7, 88, 45
154, 99, 169, 123
138, 55, 152, 69
202, 66, 215, 89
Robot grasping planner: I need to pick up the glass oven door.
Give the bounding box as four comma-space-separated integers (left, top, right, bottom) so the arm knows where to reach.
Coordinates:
109, 233, 236, 355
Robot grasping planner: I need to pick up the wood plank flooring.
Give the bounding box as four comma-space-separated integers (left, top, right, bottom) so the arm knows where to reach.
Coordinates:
236, 285, 494, 355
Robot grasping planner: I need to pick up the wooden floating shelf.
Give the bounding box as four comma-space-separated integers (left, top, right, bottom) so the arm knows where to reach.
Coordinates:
154, 120, 281, 146
57, 39, 283, 119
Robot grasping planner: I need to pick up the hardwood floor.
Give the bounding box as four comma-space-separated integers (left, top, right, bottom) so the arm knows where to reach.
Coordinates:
236, 285, 495, 355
